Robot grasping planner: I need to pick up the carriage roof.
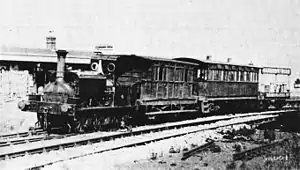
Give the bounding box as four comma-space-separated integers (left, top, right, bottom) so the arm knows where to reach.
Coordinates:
92, 53, 198, 66
174, 57, 261, 72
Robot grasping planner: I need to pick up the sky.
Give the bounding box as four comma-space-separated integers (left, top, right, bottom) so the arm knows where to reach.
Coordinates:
1, 0, 300, 81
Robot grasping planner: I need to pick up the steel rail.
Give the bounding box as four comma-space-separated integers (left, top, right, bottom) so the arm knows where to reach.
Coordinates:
0, 110, 295, 158
26, 115, 280, 170
0, 109, 292, 148
0, 133, 77, 148
0, 112, 288, 163
0, 110, 295, 161
0, 129, 46, 140
0, 110, 293, 161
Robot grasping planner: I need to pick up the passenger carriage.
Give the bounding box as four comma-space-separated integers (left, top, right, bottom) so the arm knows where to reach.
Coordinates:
175, 56, 261, 113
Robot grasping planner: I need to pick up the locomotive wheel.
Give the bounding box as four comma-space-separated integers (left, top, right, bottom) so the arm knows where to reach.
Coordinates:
83, 118, 95, 132
92, 117, 102, 131
34, 121, 41, 129
74, 120, 84, 133
36, 113, 44, 129
61, 123, 72, 134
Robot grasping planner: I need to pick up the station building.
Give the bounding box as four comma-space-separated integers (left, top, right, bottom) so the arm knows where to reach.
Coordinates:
0, 36, 99, 101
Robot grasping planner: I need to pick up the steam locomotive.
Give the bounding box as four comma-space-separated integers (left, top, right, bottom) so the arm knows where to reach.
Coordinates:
18, 50, 291, 133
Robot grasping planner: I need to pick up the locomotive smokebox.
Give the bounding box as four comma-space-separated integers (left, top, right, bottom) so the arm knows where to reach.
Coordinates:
56, 50, 68, 82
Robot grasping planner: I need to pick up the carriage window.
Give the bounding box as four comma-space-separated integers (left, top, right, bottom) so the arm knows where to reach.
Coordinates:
256, 72, 258, 82
213, 70, 221, 81
204, 69, 208, 80
202, 69, 208, 80
184, 68, 193, 82
234, 71, 237, 81
197, 69, 207, 80
236, 71, 240, 81
240, 71, 245, 81
246, 72, 251, 82
253, 72, 258, 82
153, 66, 159, 80
220, 70, 223, 80
175, 68, 184, 81
208, 70, 213, 80
184, 69, 188, 82
188, 69, 194, 82
159, 67, 163, 80
167, 67, 174, 81
197, 69, 201, 78
223, 70, 229, 81
229, 71, 235, 81
255, 72, 258, 82
159, 66, 166, 81
250, 72, 254, 82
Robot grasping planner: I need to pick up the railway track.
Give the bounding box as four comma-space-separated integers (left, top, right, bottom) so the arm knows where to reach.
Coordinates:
0, 109, 291, 148
0, 129, 46, 140
0, 110, 295, 169
26, 113, 280, 170
0, 110, 294, 161
0, 133, 77, 148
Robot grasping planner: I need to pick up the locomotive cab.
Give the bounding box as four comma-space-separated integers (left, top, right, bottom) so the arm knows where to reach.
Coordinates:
77, 74, 114, 107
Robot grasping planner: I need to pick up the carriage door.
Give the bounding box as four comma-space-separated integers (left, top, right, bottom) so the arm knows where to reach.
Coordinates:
130, 83, 141, 106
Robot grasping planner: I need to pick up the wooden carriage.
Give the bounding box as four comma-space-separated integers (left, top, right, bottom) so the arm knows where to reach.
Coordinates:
114, 55, 198, 115
175, 57, 261, 113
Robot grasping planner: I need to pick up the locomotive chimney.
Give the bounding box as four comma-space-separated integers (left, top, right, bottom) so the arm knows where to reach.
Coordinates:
206, 55, 212, 60
56, 50, 68, 82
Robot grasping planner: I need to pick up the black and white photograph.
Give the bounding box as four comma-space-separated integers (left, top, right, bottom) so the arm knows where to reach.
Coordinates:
0, 0, 300, 169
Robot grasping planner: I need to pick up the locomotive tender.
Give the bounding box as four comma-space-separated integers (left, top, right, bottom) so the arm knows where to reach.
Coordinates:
18, 50, 290, 133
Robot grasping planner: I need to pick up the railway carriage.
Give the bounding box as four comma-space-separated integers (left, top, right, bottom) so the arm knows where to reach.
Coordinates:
115, 55, 198, 118
175, 57, 262, 113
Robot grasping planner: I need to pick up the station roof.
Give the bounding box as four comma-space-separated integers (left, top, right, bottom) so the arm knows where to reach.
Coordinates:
0, 46, 93, 64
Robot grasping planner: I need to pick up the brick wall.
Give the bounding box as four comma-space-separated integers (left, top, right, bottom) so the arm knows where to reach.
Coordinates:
0, 70, 34, 103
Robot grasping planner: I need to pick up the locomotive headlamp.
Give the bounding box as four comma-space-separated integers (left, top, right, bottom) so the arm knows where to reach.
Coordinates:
61, 104, 70, 113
